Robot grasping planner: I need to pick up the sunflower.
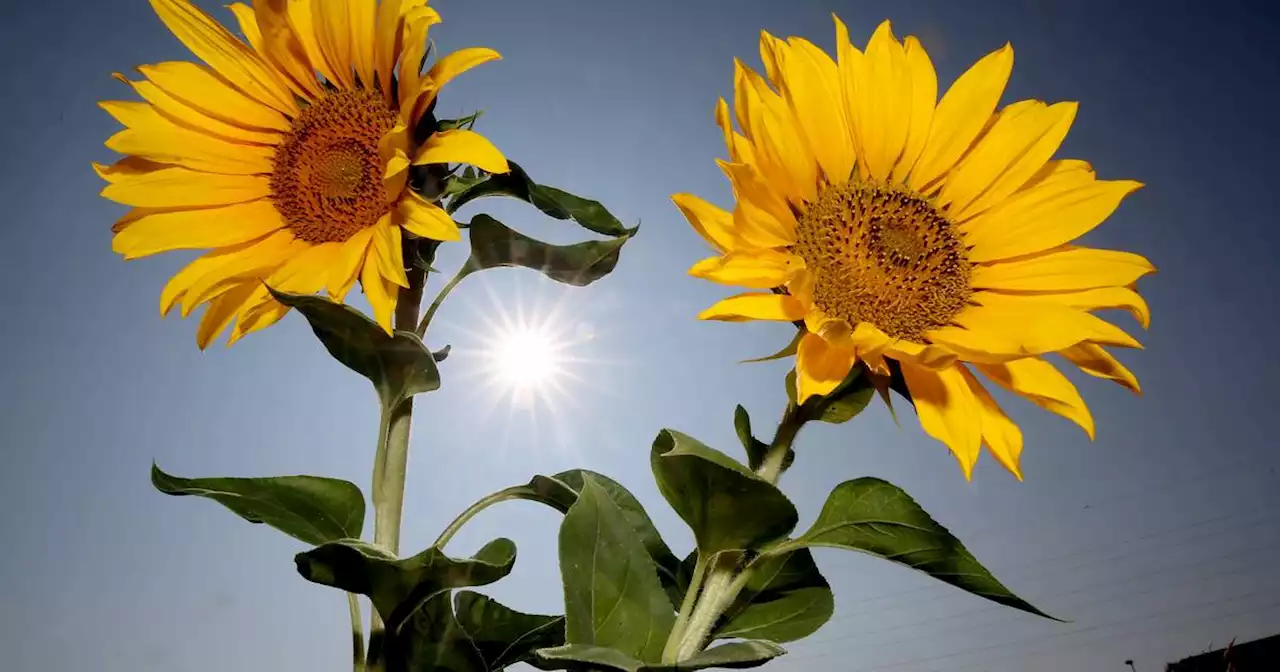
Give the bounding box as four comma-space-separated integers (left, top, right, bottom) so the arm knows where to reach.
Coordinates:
96, 0, 510, 347
674, 18, 1154, 479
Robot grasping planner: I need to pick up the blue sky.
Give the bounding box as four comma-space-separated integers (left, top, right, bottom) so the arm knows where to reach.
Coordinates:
2, 1, 1278, 670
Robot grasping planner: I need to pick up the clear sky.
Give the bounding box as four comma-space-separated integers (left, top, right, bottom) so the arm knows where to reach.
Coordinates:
2, 1, 1278, 670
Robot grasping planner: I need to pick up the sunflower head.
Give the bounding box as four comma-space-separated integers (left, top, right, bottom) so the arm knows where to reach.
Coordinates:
676, 18, 1154, 479
97, 0, 510, 348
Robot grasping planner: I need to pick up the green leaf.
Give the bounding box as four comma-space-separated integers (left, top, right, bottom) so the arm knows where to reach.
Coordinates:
150, 463, 363, 546
739, 329, 803, 364
453, 591, 566, 669
294, 537, 517, 632
462, 214, 632, 287
270, 290, 440, 409
732, 405, 770, 472
558, 476, 675, 662
650, 430, 797, 555
714, 549, 833, 643
389, 592, 485, 672
532, 640, 784, 671
446, 160, 632, 237
785, 364, 875, 425
438, 110, 484, 131
792, 478, 1053, 619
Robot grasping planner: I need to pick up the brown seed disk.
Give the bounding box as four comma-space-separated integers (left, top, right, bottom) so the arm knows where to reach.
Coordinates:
270, 89, 399, 244
792, 181, 972, 342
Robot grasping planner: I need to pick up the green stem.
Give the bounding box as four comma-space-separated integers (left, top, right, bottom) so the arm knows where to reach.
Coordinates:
416, 265, 470, 337
668, 406, 808, 661
662, 553, 709, 663
432, 485, 537, 551
367, 267, 426, 670
348, 593, 366, 672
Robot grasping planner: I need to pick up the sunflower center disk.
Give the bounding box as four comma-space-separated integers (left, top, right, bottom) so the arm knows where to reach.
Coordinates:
792, 182, 973, 342
270, 90, 400, 244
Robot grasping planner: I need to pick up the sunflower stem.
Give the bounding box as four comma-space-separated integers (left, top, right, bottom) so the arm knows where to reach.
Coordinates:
416, 264, 470, 337
347, 593, 366, 672
667, 406, 808, 661
431, 485, 537, 551
367, 266, 426, 670
662, 553, 709, 663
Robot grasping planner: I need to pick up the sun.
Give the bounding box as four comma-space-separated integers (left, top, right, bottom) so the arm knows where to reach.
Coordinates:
487, 323, 563, 402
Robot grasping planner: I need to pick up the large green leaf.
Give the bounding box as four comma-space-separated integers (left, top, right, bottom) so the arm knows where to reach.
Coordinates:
732, 406, 794, 474
790, 478, 1053, 619
294, 537, 517, 632
532, 640, 784, 671
270, 290, 440, 409
785, 364, 875, 425
389, 591, 485, 672
462, 214, 632, 287
150, 463, 363, 546
453, 591, 566, 670
650, 430, 797, 555
714, 549, 833, 643
558, 476, 675, 662
446, 161, 632, 238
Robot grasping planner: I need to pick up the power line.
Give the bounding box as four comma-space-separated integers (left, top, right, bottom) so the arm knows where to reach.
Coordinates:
801, 537, 1279, 653
817, 501, 1280, 620
784, 581, 1280, 670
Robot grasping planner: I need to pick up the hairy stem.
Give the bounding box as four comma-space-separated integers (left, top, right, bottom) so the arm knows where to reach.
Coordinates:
662, 553, 709, 663
432, 485, 538, 551
416, 265, 469, 337
668, 405, 808, 661
367, 267, 426, 670
348, 593, 366, 672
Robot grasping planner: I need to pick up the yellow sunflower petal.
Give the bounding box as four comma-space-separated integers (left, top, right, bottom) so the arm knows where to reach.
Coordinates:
283, 0, 342, 90
94, 156, 167, 183
376, 0, 433, 100
1040, 286, 1151, 329
852, 21, 912, 183
328, 226, 376, 301
908, 43, 1014, 193
349, 0, 378, 88
137, 61, 291, 132
397, 7, 440, 111
361, 250, 399, 333
397, 191, 461, 241
250, 0, 324, 99
929, 292, 1142, 361
941, 101, 1078, 220
975, 358, 1095, 439
111, 200, 286, 259
102, 167, 271, 208
688, 250, 802, 289
101, 101, 276, 175
412, 129, 510, 173
371, 214, 410, 288
718, 160, 797, 248
147, 0, 297, 116
832, 15, 865, 165
715, 98, 756, 165
226, 3, 264, 52
733, 60, 817, 206
957, 366, 1025, 479
775, 35, 855, 183
179, 231, 302, 315
971, 247, 1157, 292
698, 293, 807, 322
672, 193, 736, 253
890, 36, 938, 184
847, 322, 957, 369
159, 239, 261, 315
428, 47, 501, 91
267, 240, 343, 294
312, 0, 354, 89
196, 282, 258, 349
964, 171, 1144, 262
114, 74, 282, 144
796, 332, 858, 403
900, 363, 983, 479
1060, 343, 1141, 394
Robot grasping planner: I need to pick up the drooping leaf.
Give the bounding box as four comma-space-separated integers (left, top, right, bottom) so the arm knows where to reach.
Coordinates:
446, 160, 632, 238
739, 329, 803, 364
294, 537, 517, 632
532, 640, 784, 671
150, 463, 363, 546
453, 591, 566, 669
270, 290, 440, 409
792, 478, 1053, 619
438, 110, 484, 131
558, 476, 675, 662
786, 364, 875, 425
389, 591, 485, 672
462, 214, 632, 287
733, 405, 771, 472
714, 549, 833, 643
650, 430, 797, 555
